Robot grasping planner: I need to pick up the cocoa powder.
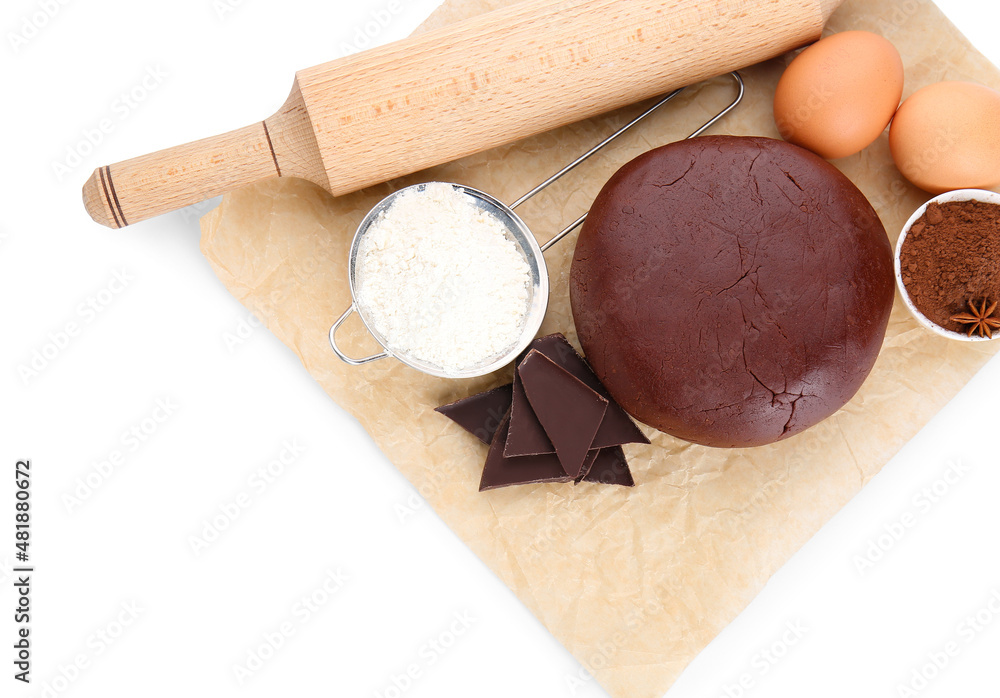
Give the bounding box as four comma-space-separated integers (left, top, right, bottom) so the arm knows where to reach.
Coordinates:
899, 200, 1000, 332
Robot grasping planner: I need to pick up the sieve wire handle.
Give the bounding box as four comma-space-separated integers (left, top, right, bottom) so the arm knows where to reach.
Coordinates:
517, 71, 746, 252
329, 304, 391, 366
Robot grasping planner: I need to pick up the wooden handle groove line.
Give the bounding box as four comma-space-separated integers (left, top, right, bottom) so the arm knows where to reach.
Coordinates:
103, 166, 128, 227
261, 121, 281, 177
97, 166, 122, 229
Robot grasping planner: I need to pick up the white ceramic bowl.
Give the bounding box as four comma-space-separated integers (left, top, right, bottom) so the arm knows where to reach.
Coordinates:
895, 188, 1000, 342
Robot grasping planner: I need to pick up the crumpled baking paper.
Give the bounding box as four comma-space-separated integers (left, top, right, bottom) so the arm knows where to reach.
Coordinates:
200, 1, 1000, 695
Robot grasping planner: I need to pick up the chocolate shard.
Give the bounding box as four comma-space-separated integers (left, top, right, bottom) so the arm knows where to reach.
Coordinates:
518, 350, 608, 480
435, 384, 512, 445
577, 449, 600, 481
579, 446, 635, 487
437, 334, 646, 490
504, 369, 554, 457
526, 334, 650, 449
479, 410, 572, 491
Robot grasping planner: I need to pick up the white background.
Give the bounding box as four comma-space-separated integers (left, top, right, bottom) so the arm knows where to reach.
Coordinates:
2, 1, 999, 697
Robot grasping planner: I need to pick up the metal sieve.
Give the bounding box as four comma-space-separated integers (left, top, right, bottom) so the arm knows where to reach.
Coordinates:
329, 72, 745, 379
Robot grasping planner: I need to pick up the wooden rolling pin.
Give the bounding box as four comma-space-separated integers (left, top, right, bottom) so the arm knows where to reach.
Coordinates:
83, 0, 842, 228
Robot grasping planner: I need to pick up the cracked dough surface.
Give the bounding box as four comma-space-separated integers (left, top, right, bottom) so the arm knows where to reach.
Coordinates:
571, 136, 895, 447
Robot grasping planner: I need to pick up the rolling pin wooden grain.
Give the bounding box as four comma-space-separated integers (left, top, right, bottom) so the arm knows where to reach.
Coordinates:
83, 0, 843, 228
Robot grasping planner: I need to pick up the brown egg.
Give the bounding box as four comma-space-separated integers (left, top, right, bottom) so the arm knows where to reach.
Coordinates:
774, 31, 904, 159
889, 81, 1000, 194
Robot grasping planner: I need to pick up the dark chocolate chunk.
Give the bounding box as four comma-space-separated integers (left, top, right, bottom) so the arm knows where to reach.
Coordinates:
577, 449, 600, 481
504, 369, 554, 457
580, 446, 634, 487
527, 334, 650, 449
507, 333, 649, 456
435, 384, 512, 445
436, 336, 645, 490
479, 410, 572, 491
518, 350, 608, 480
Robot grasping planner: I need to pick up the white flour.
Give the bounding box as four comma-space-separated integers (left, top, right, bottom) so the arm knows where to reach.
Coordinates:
356, 183, 532, 372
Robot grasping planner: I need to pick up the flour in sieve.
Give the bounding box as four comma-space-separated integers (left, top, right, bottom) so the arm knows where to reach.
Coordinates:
356, 183, 532, 372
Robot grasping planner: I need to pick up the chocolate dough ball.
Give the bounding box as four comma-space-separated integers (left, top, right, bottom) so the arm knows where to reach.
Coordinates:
570, 136, 894, 448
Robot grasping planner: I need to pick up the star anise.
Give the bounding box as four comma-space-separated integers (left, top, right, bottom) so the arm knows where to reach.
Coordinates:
950, 298, 1000, 339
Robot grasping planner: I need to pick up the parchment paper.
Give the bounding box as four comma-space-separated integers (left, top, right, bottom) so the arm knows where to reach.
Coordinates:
200, 2, 1000, 695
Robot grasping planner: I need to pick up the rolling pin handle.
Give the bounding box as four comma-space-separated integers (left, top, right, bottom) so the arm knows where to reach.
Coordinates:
82, 121, 283, 229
